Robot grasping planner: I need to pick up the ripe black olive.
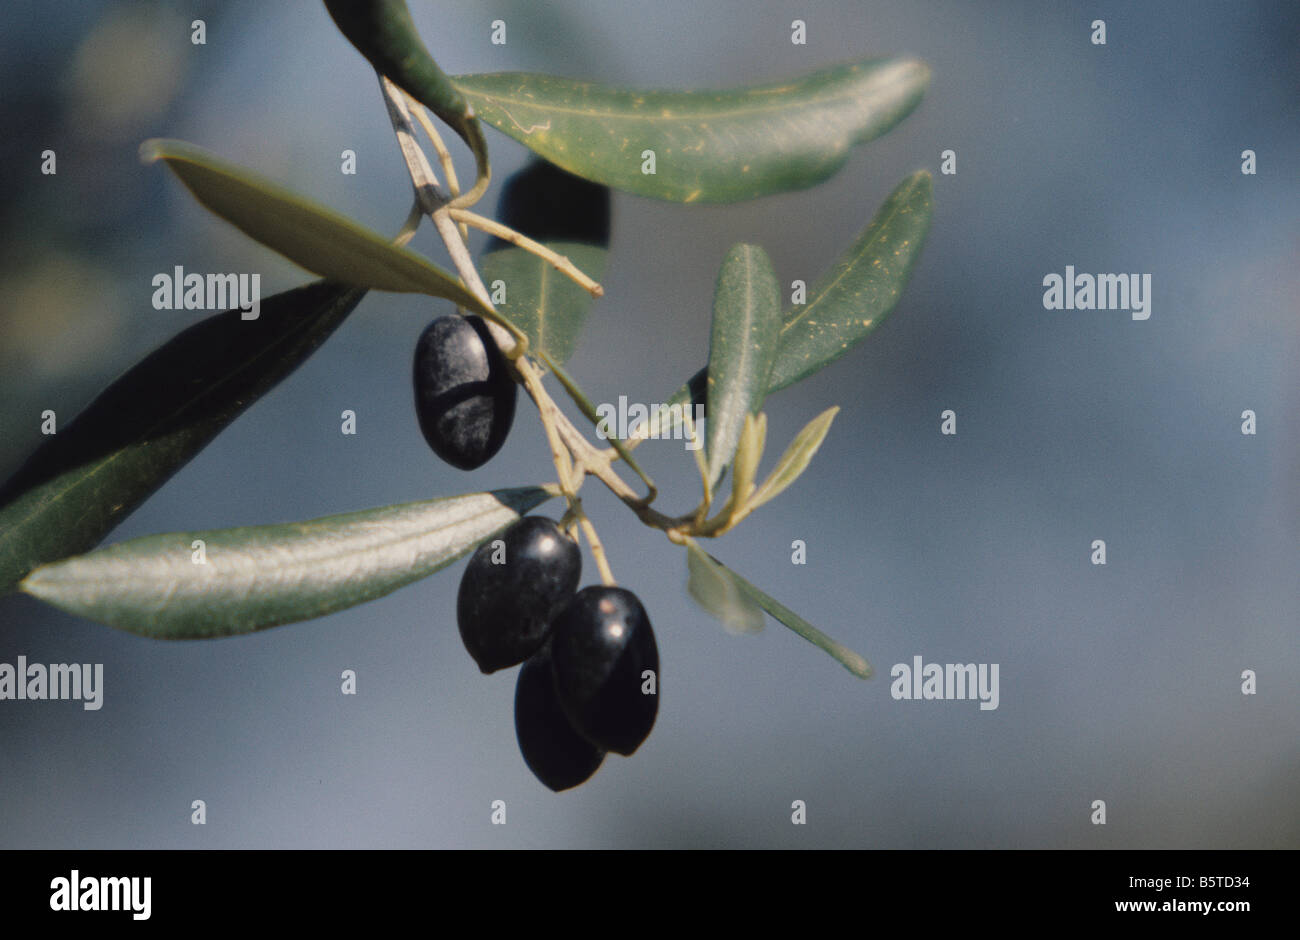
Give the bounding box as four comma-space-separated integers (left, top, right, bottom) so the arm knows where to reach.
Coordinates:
549, 586, 659, 756
457, 516, 582, 673
413, 315, 516, 470
514, 644, 605, 792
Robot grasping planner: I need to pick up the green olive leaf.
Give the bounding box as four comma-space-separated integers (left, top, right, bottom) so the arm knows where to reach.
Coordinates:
724, 412, 767, 517
767, 170, 932, 390
0, 281, 366, 596
704, 245, 781, 489
453, 57, 929, 203
746, 406, 839, 513
685, 541, 764, 636
647, 170, 932, 435
693, 550, 873, 678
323, 0, 486, 165
20, 486, 558, 639
140, 138, 494, 316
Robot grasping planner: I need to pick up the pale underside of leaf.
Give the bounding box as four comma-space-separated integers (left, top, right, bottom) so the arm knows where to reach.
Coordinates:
453, 57, 929, 203
20, 487, 557, 639
705, 244, 781, 489
747, 406, 839, 513
724, 412, 767, 516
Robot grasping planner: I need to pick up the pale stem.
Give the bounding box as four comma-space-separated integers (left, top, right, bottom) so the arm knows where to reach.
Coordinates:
574, 502, 617, 586
405, 97, 470, 241
379, 76, 443, 211
447, 208, 605, 298
680, 403, 713, 525
539, 350, 657, 502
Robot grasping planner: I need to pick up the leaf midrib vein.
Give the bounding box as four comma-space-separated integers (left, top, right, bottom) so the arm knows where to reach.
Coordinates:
779, 178, 920, 337
461, 69, 912, 125
40, 498, 521, 594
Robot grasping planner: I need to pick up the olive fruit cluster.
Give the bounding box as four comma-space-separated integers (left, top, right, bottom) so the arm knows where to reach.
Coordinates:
456, 516, 659, 791
415, 158, 632, 789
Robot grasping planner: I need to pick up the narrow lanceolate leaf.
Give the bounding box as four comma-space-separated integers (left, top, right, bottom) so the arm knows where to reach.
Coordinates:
636, 369, 707, 440
453, 57, 929, 203
140, 138, 493, 316
650, 170, 932, 432
725, 412, 767, 516
20, 487, 558, 639
479, 159, 611, 364
704, 245, 781, 488
703, 554, 873, 679
0, 281, 366, 596
747, 406, 839, 513
685, 541, 764, 636
767, 170, 932, 391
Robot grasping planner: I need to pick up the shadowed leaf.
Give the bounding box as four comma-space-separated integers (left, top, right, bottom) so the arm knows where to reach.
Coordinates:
0, 281, 366, 595
140, 138, 493, 315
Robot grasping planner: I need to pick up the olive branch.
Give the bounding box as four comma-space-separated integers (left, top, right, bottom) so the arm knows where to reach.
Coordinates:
1, 0, 934, 683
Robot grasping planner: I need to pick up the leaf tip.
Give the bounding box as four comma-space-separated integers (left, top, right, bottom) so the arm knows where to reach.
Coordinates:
884, 57, 931, 97
847, 654, 874, 679
138, 138, 165, 165
909, 58, 933, 90
17, 564, 54, 601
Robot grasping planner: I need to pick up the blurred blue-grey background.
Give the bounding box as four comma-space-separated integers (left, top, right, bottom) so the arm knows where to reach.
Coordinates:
0, 0, 1296, 848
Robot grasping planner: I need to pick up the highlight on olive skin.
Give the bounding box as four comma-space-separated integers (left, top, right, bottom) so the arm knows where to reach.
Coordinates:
457, 516, 581, 674
548, 585, 659, 757
458, 517, 658, 788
